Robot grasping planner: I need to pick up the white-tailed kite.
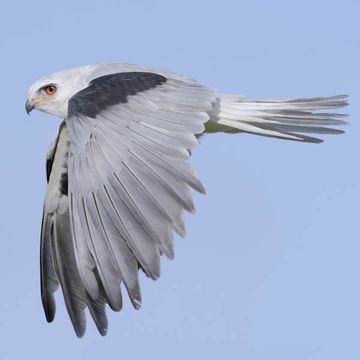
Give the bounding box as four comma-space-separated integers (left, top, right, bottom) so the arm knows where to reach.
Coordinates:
26, 63, 348, 337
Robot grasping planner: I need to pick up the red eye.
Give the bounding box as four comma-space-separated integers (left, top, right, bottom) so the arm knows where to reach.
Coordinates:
45, 85, 57, 95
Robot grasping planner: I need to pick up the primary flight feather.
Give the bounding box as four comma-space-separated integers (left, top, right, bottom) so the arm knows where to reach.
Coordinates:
26, 63, 348, 337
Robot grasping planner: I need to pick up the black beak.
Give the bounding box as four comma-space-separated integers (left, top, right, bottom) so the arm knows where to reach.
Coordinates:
25, 100, 35, 115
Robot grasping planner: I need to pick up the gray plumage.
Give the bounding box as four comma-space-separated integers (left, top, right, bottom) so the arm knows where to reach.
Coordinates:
41, 124, 109, 336
26, 63, 348, 337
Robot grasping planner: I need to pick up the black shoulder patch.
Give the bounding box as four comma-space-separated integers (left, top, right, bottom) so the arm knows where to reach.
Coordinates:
68, 72, 167, 118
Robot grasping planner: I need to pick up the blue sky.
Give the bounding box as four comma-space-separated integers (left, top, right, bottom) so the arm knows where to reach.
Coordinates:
0, 0, 359, 359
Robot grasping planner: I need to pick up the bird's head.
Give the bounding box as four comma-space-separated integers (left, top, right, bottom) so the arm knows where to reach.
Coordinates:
26, 67, 91, 118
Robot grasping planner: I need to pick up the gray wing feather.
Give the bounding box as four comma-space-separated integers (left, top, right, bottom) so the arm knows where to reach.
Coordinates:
41, 124, 110, 337
49, 210, 110, 337
66, 75, 217, 310
50, 211, 87, 337
86, 279, 108, 336
40, 211, 58, 322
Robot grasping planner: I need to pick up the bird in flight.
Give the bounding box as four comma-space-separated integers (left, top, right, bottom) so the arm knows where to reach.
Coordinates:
26, 63, 348, 337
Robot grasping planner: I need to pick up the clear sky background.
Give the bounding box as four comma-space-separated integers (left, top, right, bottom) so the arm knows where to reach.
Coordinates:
0, 0, 358, 359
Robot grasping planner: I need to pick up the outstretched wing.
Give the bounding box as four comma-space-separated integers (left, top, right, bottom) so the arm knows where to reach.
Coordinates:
41, 123, 108, 337
65, 72, 217, 320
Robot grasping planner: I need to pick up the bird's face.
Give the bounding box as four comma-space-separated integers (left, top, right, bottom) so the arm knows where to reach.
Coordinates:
26, 67, 91, 118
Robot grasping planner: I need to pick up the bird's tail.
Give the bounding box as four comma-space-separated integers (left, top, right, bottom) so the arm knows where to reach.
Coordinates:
207, 94, 349, 143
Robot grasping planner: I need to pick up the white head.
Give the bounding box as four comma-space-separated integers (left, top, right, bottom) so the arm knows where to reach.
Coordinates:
26, 66, 94, 118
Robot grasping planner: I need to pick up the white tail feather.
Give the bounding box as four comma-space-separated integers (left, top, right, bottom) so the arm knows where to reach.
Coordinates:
207, 95, 349, 143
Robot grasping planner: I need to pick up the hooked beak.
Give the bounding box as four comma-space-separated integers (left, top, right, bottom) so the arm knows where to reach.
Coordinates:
25, 99, 35, 114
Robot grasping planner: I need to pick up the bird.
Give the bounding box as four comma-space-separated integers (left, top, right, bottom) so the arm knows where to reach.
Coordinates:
26, 63, 348, 337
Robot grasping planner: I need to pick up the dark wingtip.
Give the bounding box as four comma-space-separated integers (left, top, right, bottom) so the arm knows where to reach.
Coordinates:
68, 309, 87, 338
73, 322, 86, 338
298, 135, 324, 144
42, 294, 56, 323
97, 326, 108, 337
90, 312, 108, 336
86, 291, 109, 337
331, 129, 346, 134
75, 329, 86, 338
